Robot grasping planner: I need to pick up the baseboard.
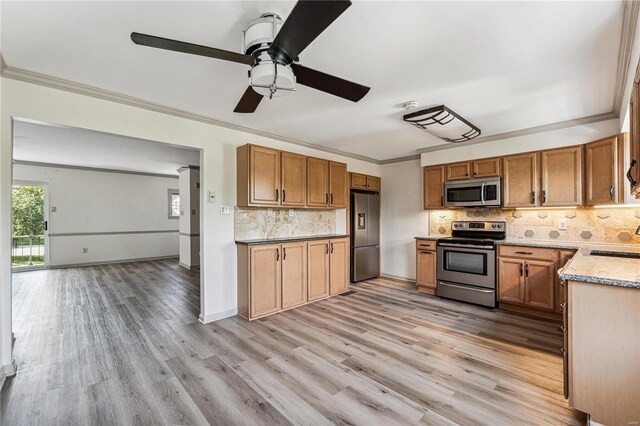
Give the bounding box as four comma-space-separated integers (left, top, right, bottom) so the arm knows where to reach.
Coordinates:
0, 361, 17, 391
178, 261, 199, 270
198, 307, 238, 324
379, 273, 416, 284
48, 255, 179, 269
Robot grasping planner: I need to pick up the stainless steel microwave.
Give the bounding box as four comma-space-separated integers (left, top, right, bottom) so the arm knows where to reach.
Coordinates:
444, 177, 501, 208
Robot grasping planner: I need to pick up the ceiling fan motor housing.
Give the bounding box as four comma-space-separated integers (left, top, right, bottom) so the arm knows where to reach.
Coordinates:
243, 13, 282, 56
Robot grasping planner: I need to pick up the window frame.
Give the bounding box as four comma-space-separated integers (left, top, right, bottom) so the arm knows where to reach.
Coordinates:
168, 189, 180, 219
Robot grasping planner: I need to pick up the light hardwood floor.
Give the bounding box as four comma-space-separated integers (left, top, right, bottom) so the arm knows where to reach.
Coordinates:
2, 259, 585, 425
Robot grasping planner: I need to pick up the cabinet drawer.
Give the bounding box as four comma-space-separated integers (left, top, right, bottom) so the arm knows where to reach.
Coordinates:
416, 240, 436, 251
498, 245, 555, 260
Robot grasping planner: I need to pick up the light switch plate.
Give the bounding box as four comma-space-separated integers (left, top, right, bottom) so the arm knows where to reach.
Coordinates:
51, 206, 57, 213
220, 205, 230, 215
208, 191, 216, 203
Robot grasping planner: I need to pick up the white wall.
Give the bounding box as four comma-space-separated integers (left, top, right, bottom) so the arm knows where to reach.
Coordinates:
0, 77, 382, 374
380, 159, 429, 281
421, 118, 621, 166
13, 164, 179, 266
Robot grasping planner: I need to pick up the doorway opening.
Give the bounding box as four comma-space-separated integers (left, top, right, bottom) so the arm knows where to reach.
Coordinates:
11, 182, 49, 270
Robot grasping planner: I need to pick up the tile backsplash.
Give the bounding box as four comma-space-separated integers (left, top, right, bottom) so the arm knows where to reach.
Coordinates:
430, 208, 640, 245
235, 207, 337, 240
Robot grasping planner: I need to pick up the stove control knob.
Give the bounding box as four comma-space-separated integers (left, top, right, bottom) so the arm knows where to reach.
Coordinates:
492, 224, 497, 228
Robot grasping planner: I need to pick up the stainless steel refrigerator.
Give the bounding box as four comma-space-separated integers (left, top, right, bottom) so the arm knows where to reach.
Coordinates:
351, 192, 380, 282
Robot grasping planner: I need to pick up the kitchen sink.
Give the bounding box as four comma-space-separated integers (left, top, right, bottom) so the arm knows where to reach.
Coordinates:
589, 251, 640, 259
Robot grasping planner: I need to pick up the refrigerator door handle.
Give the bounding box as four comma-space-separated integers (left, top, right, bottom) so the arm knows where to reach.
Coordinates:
358, 213, 366, 229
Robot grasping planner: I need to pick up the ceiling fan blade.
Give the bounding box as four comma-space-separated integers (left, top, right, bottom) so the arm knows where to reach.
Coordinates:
131, 32, 253, 65
268, 0, 351, 65
292, 63, 370, 102
234, 87, 264, 113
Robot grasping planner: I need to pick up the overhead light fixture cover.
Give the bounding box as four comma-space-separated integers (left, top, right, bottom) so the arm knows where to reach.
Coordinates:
403, 105, 480, 143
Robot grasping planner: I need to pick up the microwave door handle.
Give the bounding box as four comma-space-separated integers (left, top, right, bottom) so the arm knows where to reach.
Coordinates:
480, 182, 486, 205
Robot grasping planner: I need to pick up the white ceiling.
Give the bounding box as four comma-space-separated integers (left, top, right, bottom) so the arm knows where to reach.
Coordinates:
1, 1, 626, 161
13, 120, 200, 175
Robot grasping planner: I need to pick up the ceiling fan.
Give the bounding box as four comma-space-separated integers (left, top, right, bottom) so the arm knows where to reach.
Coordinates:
131, 0, 370, 113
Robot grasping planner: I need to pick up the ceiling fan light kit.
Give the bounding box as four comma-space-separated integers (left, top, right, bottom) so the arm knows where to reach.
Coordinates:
403, 105, 481, 143
130, 0, 370, 113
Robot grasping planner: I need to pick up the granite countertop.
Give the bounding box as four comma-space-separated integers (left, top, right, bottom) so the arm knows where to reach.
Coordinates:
559, 245, 640, 289
235, 234, 349, 245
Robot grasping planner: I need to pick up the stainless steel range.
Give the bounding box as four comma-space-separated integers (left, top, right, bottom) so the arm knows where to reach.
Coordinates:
436, 221, 506, 308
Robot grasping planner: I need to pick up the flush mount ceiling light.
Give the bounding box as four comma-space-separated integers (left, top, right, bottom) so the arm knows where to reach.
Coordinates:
403, 105, 481, 143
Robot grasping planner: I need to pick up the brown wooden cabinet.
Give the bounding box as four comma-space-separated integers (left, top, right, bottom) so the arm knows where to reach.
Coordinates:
329, 238, 348, 294
556, 250, 576, 313
472, 157, 501, 178
523, 259, 555, 311
281, 242, 307, 309
503, 152, 539, 208
629, 61, 640, 198
281, 151, 306, 207
308, 239, 330, 301
307, 157, 330, 208
497, 257, 525, 304
329, 162, 348, 208
237, 145, 281, 207
423, 165, 445, 210
248, 244, 281, 318
415, 240, 437, 294
541, 146, 583, 207
585, 135, 625, 206
446, 161, 471, 181
349, 172, 380, 191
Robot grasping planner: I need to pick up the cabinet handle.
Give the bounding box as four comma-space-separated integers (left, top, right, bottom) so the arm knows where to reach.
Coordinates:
330, 243, 334, 254
519, 263, 523, 276
531, 191, 536, 204
542, 190, 547, 204
419, 251, 432, 254
626, 159, 637, 187
515, 251, 533, 255
609, 184, 615, 201
283, 247, 286, 260
440, 195, 444, 205
525, 263, 529, 277
275, 189, 279, 202
276, 248, 280, 261
282, 189, 286, 202
325, 243, 329, 255
325, 193, 329, 205
330, 193, 334, 204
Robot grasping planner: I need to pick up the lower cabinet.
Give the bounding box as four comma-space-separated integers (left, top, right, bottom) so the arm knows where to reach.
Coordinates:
415, 239, 437, 294
237, 237, 349, 320
497, 245, 566, 319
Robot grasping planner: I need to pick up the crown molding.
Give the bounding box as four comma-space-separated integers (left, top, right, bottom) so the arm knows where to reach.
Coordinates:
0, 66, 383, 165
378, 154, 421, 165
13, 159, 179, 179
416, 111, 618, 154
614, 0, 640, 115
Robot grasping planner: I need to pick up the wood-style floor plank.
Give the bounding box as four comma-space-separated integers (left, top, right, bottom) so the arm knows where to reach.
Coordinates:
2, 260, 585, 425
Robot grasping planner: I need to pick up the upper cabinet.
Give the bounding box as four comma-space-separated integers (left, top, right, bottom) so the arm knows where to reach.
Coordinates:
237, 144, 347, 209
503, 152, 539, 208
446, 158, 501, 181
423, 165, 445, 209
585, 135, 625, 206
541, 146, 583, 207
350, 173, 381, 191
446, 161, 472, 181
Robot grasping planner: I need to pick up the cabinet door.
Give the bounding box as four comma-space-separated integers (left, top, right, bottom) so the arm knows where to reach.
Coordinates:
631, 70, 640, 198
249, 245, 281, 318
329, 239, 348, 294
281, 242, 307, 309
416, 250, 436, 289
585, 136, 619, 205
308, 240, 330, 301
281, 151, 306, 207
350, 173, 368, 190
503, 153, 539, 208
366, 176, 381, 191
423, 165, 445, 209
541, 146, 583, 207
329, 162, 347, 208
307, 157, 329, 208
250, 145, 281, 206
446, 161, 471, 181
524, 259, 555, 311
472, 158, 501, 178
498, 257, 525, 304
556, 250, 576, 313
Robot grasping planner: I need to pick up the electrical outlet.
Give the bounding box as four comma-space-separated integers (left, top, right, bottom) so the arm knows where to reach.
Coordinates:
82, 248, 88, 254
220, 205, 230, 215
559, 219, 567, 230
289, 209, 294, 217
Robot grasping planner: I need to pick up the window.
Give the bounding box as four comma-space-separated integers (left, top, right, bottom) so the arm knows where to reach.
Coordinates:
168, 189, 180, 219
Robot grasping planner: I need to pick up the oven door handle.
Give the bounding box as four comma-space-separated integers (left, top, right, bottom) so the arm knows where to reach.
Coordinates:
438, 282, 495, 293
438, 242, 494, 250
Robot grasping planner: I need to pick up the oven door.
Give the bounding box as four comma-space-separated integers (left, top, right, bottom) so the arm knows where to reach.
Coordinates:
436, 244, 496, 289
